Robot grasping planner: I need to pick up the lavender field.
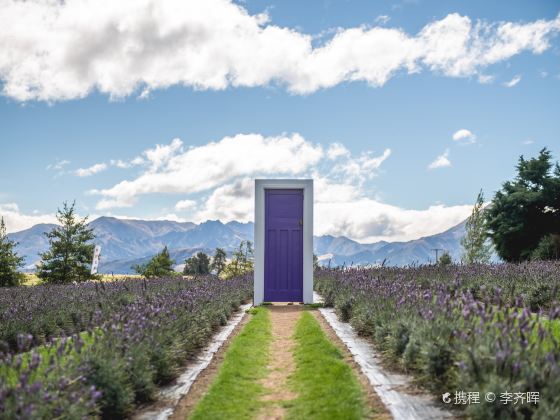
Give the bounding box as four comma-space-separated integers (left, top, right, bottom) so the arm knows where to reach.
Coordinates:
0, 275, 252, 418
315, 262, 560, 419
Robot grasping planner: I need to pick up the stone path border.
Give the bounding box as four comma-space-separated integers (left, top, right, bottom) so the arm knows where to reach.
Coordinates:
314, 292, 454, 420
133, 302, 253, 420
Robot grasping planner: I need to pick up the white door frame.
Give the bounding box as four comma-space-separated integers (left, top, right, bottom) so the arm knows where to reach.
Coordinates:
254, 179, 313, 305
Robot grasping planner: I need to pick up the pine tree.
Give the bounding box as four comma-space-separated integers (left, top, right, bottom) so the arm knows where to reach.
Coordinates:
210, 248, 227, 276
134, 246, 176, 278
439, 251, 452, 266
461, 190, 492, 264
184, 252, 211, 275
0, 217, 25, 287
37, 201, 96, 284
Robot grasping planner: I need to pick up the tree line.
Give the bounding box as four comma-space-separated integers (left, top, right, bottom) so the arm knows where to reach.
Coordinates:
132, 240, 254, 279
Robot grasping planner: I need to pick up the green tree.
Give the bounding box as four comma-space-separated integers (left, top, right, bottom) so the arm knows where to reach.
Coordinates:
37, 201, 96, 284
210, 248, 227, 276
0, 217, 25, 287
134, 246, 176, 278
222, 241, 254, 279
439, 251, 452, 266
461, 190, 493, 264
313, 253, 319, 270
531, 234, 560, 261
486, 148, 560, 261
184, 251, 211, 275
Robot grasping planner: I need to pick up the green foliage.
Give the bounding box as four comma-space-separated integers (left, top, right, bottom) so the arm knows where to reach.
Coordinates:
531, 234, 560, 261
134, 246, 176, 278
461, 190, 493, 264
438, 251, 452, 266
0, 276, 253, 418
184, 251, 211, 275
221, 240, 254, 279
37, 201, 96, 284
313, 253, 319, 269
85, 350, 135, 418
0, 216, 25, 287
191, 307, 271, 420
288, 311, 368, 420
210, 247, 227, 275
486, 148, 560, 261
315, 264, 560, 419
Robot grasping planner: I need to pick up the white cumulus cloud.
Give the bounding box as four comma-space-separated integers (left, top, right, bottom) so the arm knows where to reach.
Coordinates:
452, 128, 476, 143
85, 133, 472, 242
0, 203, 57, 233
91, 133, 324, 209
428, 149, 451, 169
327, 143, 350, 160
503, 74, 522, 87
0, 0, 558, 101
175, 199, 197, 211
74, 163, 108, 177
191, 174, 471, 242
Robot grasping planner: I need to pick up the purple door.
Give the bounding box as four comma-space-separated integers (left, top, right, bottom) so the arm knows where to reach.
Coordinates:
265, 189, 303, 302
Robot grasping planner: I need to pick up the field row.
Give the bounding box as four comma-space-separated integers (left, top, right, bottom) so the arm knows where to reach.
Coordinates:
0, 275, 252, 418
315, 262, 560, 419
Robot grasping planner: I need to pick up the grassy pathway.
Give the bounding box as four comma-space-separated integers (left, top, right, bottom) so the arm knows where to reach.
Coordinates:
188, 306, 387, 420
257, 306, 301, 419
190, 307, 272, 419
287, 311, 370, 419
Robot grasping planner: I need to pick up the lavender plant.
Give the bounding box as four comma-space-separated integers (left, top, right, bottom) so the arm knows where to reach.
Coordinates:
315, 262, 560, 418
0, 274, 252, 418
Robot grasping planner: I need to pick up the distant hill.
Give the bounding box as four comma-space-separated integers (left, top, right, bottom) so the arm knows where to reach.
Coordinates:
319, 220, 468, 267
9, 216, 483, 273
9, 217, 254, 273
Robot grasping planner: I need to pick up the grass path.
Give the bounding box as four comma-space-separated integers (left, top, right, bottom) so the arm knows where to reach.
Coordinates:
287, 311, 375, 419
189, 307, 272, 420
256, 306, 302, 419
188, 305, 388, 420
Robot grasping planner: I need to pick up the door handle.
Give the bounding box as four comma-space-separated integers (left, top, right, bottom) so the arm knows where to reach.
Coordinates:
299, 219, 303, 226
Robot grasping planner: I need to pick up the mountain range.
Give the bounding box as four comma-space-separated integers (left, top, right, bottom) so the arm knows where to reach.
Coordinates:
8, 216, 472, 273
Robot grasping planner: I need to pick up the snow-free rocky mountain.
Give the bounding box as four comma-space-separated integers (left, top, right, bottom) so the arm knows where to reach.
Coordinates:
9, 216, 468, 274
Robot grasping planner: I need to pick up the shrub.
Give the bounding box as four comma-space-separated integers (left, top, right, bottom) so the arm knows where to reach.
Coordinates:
0, 274, 252, 418
314, 262, 560, 418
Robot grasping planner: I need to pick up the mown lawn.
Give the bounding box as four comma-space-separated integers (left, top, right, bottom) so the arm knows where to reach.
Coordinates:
287, 311, 369, 420
190, 307, 272, 420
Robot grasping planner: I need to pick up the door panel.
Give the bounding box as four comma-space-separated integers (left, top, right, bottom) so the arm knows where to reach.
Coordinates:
264, 189, 303, 301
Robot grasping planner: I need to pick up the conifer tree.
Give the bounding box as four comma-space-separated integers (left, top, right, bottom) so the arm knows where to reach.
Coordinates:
439, 251, 452, 266
134, 246, 176, 278
210, 248, 227, 276
184, 251, 211, 275
0, 217, 25, 287
37, 201, 96, 283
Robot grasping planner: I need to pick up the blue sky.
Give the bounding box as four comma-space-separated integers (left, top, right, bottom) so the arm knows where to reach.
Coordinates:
0, 0, 559, 242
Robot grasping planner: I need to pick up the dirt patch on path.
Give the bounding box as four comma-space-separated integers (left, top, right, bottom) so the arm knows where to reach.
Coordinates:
311, 310, 393, 420
256, 305, 303, 420
169, 312, 251, 420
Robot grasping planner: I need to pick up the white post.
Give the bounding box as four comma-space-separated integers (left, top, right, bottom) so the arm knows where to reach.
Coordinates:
91, 245, 101, 275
